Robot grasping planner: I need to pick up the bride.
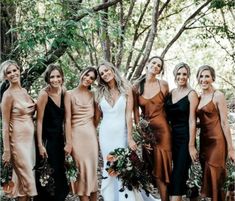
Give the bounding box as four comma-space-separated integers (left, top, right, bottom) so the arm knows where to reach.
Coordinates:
95, 61, 158, 201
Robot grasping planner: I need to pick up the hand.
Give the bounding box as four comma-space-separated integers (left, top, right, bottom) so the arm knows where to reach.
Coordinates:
64, 143, 72, 155
39, 145, 48, 158
228, 149, 235, 163
128, 138, 137, 151
189, 145, 198, 163
2, 150, 11, 164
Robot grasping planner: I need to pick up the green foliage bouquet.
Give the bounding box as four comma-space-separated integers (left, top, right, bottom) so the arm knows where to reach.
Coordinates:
1, 162, 14, 194
186, 160, 202, 198
106, 148, 153, 198
223, 159, 235, 192
64, 154, 79, 183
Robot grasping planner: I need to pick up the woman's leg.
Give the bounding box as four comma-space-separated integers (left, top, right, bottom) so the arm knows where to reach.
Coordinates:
170, 195, 182, 201
90, 192, 97, 201
156, 178, 169, 201
79, 195, 89, 201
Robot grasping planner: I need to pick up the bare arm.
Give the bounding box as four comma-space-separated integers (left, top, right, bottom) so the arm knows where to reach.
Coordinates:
215, 91, 235, 162
64, 91, 72, 154
126, 88, 137, 151
188, 91, 199, 162
160, 80, 169, 97
94, 100, 102, 128
36, 90, 48, 158
1, 91, 13, 163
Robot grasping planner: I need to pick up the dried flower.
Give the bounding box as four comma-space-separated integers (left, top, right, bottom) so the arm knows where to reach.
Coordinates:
223, 159, 235, 191
64, 154, 79, 183
34, 158, 55, 196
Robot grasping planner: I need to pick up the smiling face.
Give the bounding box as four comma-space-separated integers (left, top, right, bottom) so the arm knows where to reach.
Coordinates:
49, 69, 63, 88
81, 70, 96, 87
198, 69, 214, 90
98, 65, 115, 83
5, 64, 20, 84
146, 57, 163, 75
176, 67, 189, 87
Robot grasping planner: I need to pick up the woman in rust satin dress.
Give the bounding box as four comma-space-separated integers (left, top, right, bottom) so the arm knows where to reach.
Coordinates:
1, 60, 37, 201
65, 67, 98, 201
196, 65, 235, 201
133, 56, 172, 201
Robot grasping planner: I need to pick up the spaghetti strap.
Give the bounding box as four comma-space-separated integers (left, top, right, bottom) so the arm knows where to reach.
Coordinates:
157, 79, 162, 92
187, 89, 194, 96
211, 90, 216, 100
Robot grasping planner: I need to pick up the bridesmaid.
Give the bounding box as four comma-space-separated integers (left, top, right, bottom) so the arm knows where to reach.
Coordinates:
196, 65, 235, 201
64, 67, 98, 201
1, 60, 37, 201
165, 63, 198, 200
133, 56, 172, 201
35, 64, 70, 201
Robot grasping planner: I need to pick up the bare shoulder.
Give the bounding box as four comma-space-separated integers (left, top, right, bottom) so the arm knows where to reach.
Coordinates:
38, 89, 48, 98
214, 90, 225, 102
2, 90, 13, 101
188, 90, 198, 98
159, 79, 169, 87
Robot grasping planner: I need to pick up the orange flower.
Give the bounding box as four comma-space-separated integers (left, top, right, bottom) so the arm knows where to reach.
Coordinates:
3, 181, 14, 194
108, 169, 119, 177
107, 154, 116, 162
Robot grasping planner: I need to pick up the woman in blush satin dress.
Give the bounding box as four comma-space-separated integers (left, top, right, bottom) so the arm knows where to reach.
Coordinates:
64, 67, 98, 201
35, 64, 70, 201
1, 60, 37, 201
196, 65, 235, 201
133, 56, 172, 201
165, 63, 198, 201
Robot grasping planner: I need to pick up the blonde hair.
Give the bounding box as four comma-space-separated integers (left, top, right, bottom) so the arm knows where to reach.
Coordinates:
196, 65, 215, 83
96, 61, 130, 103
0, 60, 20, 81
173, 62, 191, 81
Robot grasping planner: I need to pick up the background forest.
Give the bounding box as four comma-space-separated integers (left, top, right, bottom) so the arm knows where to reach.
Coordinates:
1, 0, 234, 100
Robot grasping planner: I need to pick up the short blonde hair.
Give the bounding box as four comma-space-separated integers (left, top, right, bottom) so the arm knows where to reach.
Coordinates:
0, 60, 20, 81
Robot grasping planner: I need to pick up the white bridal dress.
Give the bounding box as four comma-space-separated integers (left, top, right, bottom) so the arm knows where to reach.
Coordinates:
99, 95, 158, 201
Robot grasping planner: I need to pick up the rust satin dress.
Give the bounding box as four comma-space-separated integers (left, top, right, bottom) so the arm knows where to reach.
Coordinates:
70, 92, 98, 196
197, 98, 227, 201
8, 90, 37, 197
138, 90, 172, 184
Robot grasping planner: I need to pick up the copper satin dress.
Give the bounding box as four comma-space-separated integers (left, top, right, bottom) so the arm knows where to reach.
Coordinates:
70, 92, 98, 196
138, 85, 172, 184
8, 90, 37, 197
197, 95, 227, 201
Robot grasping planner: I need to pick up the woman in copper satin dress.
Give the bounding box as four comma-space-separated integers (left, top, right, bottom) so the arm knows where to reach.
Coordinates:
196, 65, 235, 201
133, 56, 172, 201
65, 67, 98, 201
1, 60, 37, 201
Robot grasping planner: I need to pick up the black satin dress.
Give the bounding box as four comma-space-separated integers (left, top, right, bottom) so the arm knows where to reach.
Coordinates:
165, 92, 192, 195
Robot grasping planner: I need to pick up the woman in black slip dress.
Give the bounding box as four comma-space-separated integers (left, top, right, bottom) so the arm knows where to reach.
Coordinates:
35, 64, 71, 201
165, 63, 198, 201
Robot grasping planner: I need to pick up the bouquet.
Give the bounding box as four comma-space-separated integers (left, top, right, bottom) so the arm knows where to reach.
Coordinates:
186, 160, 202, 198
106, 148, 153, 198
223, 159, 235, 192
133, 116, 156, 147
34, 158, 55, 196
1, 162, 14, 194
64, 154, 79, 183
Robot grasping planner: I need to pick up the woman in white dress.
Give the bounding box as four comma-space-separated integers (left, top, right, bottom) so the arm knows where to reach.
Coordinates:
96, 61, 158, 201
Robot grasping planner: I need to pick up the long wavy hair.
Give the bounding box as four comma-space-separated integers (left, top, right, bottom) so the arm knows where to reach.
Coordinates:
96, 61, 130, 103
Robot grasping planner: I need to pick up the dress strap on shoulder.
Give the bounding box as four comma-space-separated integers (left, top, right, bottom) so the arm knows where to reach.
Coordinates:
212, 90, 216, 100
187, 89, 195, 96
157, 79, 162, 92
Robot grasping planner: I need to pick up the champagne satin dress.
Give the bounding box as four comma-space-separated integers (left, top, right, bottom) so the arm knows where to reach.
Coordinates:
197, 93, 227, 201
8, 90, 37, 197
70, 92, 98, 196
138, 83, 172, 184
